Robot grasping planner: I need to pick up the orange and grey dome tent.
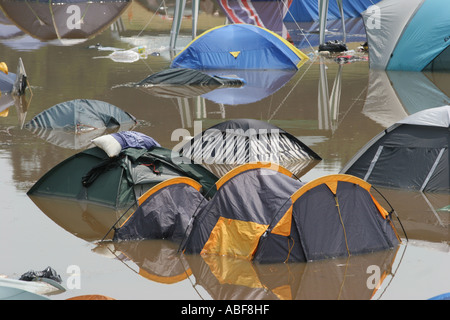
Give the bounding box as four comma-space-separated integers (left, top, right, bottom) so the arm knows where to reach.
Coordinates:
181, 163, 401, 263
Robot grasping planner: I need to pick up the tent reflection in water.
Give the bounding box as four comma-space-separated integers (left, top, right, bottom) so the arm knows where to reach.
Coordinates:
181, 163, 401, 263
0, 0, 131, 42
342, 106, 450, 193
94, 240, 192, 285
185, 247, 399, 300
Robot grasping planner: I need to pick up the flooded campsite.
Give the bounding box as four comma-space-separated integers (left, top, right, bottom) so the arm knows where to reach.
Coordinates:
0, 0, 449, 302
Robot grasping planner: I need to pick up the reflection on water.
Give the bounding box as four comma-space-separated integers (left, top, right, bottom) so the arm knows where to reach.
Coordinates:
94, 239, 400, 300
0, 0, 131, 42
0, 2, 448, 300
28, 195, 130, 241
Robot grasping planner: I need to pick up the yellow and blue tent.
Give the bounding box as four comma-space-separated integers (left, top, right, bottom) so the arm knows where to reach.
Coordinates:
181, 163, 401, 263
170, 24, 309, 70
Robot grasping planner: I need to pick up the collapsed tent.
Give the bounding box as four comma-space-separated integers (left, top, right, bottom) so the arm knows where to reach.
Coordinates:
113, 177, 206, 242
25, 99, 138, 149
341, 106, 450, 193
27, 133, 218, 209
135, 68, 244, 87
170, 24, 309, 70
181, 163, 400, 263
177, 119, 321, 177
362, 0, 450, 71
25, 99, 137, 131
131, 68, 245, 99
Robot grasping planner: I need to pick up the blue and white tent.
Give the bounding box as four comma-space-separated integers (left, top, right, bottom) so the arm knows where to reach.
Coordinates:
362, 0, 450, 71
170, 24, 309, 70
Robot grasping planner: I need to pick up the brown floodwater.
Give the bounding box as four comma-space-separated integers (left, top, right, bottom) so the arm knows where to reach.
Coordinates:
0, 3, 448, 301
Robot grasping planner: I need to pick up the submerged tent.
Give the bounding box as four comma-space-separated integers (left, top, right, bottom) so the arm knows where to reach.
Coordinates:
170, 24, 309, 70
135, 68, 244, 88
181, 163, 400, 263
341, 106, 450, 193
25, 99, 137, 131
132, 68, 245, 98
177, 119, 321, 177
113, 177, 206, 242
27, 135, 218, 209
362, 0, 450, 71
25, 99, 138, 149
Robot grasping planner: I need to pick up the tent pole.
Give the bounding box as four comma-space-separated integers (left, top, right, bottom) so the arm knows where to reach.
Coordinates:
318, 0, 329, 45
191, 0, 200, 40
336, 0, 346, 43
170, 0, 187, 51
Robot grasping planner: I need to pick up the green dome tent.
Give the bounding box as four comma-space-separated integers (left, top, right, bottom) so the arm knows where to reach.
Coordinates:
27, 136, 218, 210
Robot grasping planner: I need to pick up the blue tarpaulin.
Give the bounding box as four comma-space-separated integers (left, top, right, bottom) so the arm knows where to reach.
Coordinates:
284, 0, 380, 22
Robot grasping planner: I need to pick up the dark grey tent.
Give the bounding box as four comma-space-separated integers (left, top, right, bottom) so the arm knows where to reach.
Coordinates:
181, 163, 400, 263
133, 68, 245, 99
177, 119, 321, 177
136, 68, 244, 87
341, 106, 450, 193
27, 144, 218, 210
113, 177, 206, 242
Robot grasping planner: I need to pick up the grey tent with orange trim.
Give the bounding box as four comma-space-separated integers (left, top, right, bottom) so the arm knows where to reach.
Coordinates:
113, 177, 207, 242
181, 163, 400, 263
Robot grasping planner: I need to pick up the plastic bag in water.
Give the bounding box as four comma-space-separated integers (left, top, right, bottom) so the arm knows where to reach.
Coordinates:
19, 266, 62, 283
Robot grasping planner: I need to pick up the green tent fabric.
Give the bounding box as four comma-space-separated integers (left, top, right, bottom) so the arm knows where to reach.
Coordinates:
27, 146, 218, 209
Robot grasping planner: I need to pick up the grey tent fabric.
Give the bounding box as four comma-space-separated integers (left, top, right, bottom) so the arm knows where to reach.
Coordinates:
341, 106, 450, 193
113, 178, 206, 242
254, 180, 399, 263
25, 99, 137, 131
181, 165, 304, 256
